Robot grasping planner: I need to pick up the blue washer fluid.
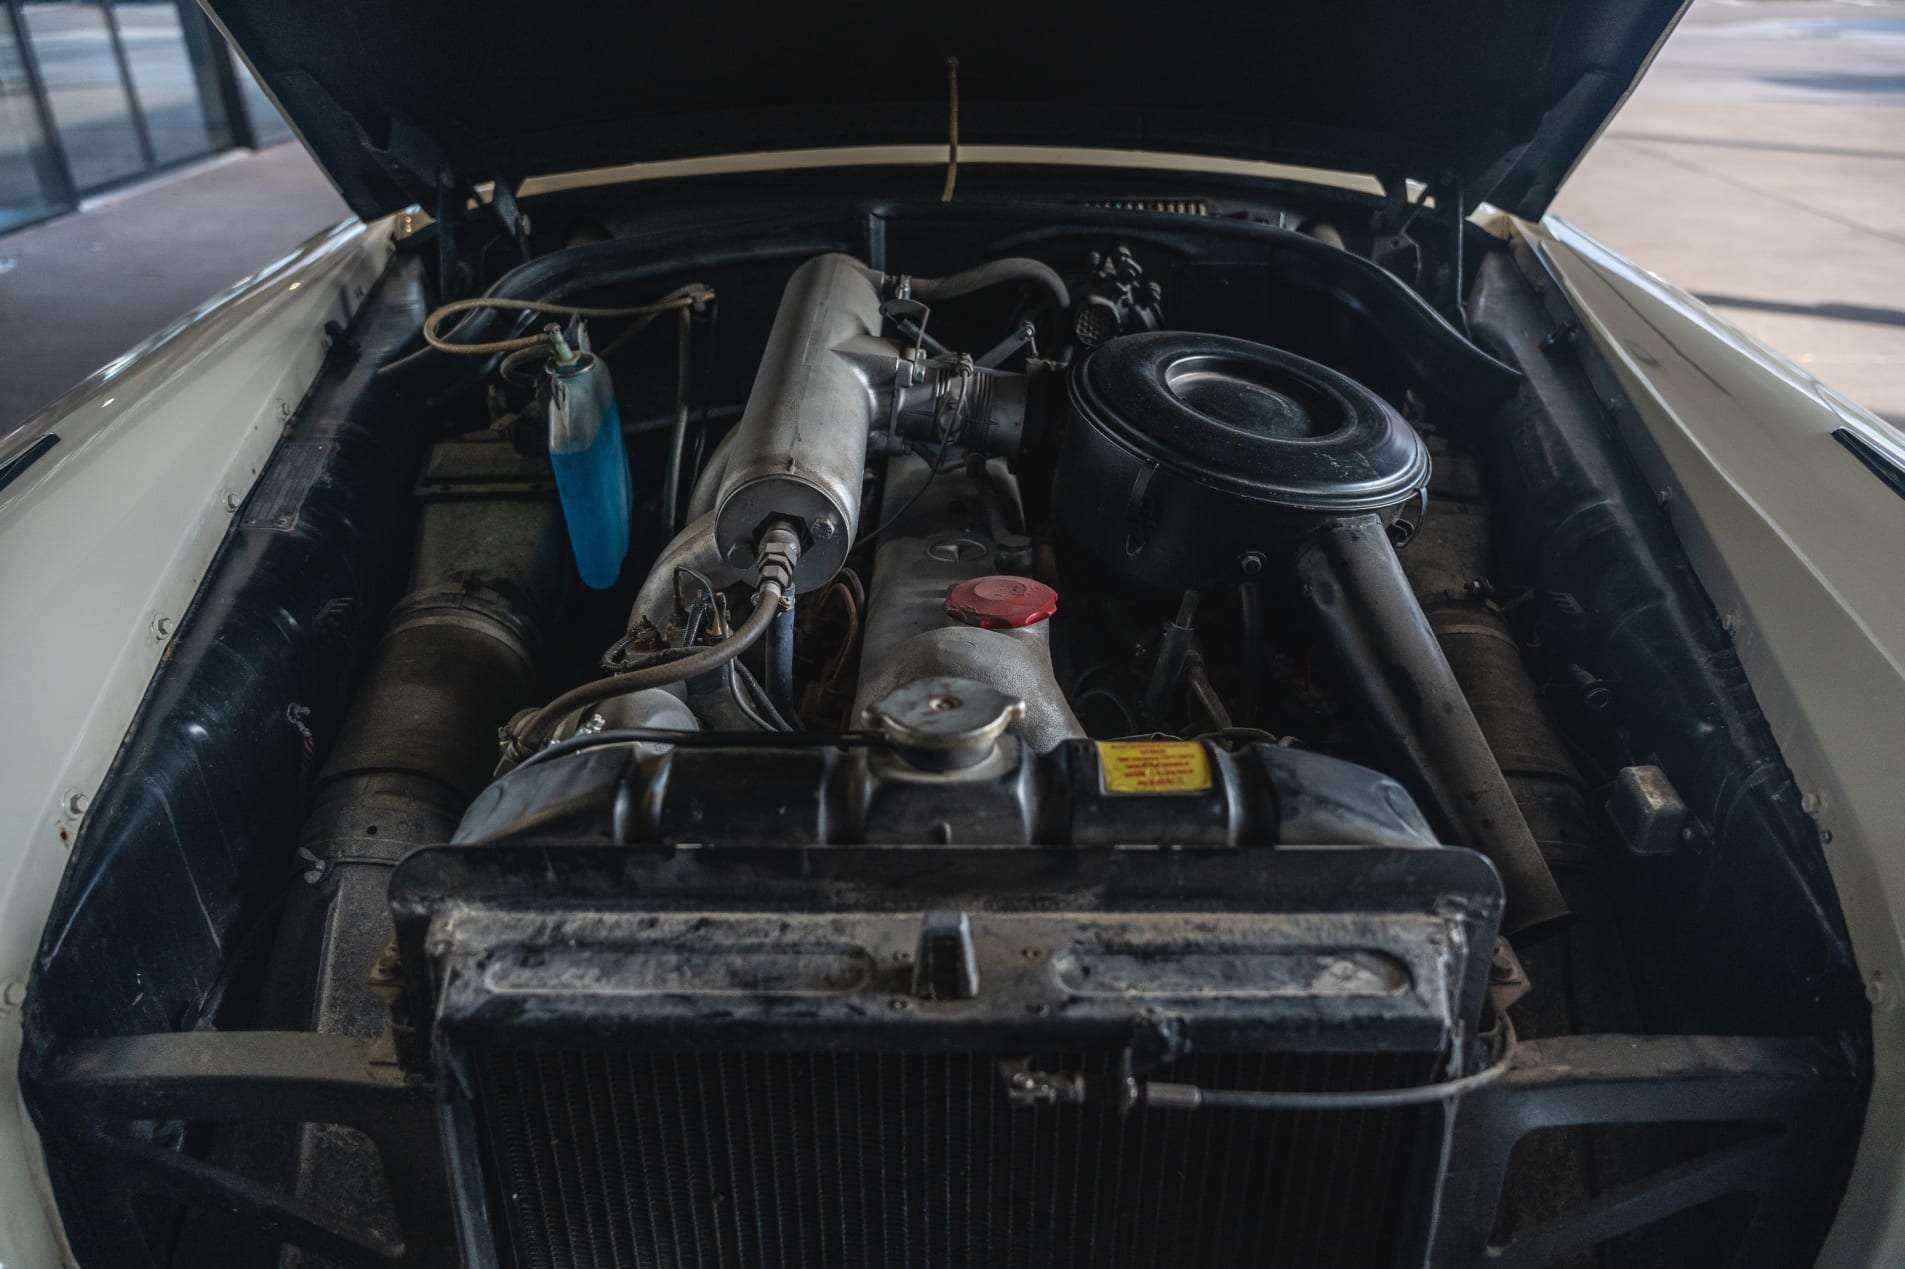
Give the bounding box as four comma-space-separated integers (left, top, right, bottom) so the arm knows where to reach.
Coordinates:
545, 347, 632, 589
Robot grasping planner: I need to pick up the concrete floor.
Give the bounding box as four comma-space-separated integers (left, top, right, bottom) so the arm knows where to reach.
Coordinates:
1556, 0, 1905, 424
2, 0, 1902, 431
0, 143, 348, 430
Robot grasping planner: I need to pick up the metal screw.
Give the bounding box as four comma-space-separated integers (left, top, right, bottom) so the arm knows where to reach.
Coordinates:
810, 515, 839, 542
369, 948, 402, 984
1539, 322, 1577, 351
1800, 791, 1824, 816
0, 980, 25, 1011
1238, 551, 1265, 577
152, 615, 175, 641
277, 400, 293, 421
63, 789, 87, 818
221, 490, 240, 513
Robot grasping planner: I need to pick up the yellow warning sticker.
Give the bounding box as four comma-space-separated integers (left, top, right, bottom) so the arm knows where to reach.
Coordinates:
1097, 741, 1212, 795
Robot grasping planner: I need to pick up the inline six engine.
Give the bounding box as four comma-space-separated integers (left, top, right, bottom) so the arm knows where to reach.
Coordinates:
22, 206, 1866, 1269
388, 250, 1559, 1266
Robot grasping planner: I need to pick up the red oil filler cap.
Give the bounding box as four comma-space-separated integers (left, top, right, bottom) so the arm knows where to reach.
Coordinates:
946, 575, 1058, 629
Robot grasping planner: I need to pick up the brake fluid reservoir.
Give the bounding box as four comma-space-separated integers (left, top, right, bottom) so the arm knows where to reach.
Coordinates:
544, 331, 632, 588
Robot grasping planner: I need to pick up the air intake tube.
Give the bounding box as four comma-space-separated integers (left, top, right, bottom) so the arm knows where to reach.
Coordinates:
706, 252, 891, 591
1298, 514, 1571, 938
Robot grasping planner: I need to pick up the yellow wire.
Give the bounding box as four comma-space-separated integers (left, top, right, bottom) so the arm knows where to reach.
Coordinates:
941, 57, 959, 204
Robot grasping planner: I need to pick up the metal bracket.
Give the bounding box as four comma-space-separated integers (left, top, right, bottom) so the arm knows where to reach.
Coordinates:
1122, 459, 1159, 556
486, 175, 530, 263
881, 295, 948, 360
1431, 1033, 1858, 1268
29, 1031, 458, 1269
911, 910, 981, 1000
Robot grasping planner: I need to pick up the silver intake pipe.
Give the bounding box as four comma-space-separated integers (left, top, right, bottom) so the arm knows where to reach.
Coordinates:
711, 252, 890, 591
635, 252, 1065, 735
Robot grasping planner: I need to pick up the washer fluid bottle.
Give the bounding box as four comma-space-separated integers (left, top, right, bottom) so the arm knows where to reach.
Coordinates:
543, 326, 631, 589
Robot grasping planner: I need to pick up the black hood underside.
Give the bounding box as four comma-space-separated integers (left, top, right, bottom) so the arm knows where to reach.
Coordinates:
201, 0, 1687, 221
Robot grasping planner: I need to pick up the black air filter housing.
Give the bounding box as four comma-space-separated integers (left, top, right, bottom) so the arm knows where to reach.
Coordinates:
1053, 332, 1430, 592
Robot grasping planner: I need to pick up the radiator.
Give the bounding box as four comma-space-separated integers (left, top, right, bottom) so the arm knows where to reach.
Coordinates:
479, 1048, 1435, 1269
393, 845, 1502, 1269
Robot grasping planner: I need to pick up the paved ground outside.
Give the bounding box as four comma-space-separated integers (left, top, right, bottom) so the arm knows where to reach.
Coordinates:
1557, 0, 1905, 424
1, 0, 1901, 431
0, 142, 348, 430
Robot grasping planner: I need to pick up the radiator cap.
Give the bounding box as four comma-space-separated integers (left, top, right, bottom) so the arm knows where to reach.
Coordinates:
946, 575, 1058, 629
870, 677, 1025, 771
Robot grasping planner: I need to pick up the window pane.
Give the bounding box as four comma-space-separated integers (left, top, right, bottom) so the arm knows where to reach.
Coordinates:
114, 1, 231, 166
20, 1, 145, 190
0, 13, 70, 229
229, 45, 290, 147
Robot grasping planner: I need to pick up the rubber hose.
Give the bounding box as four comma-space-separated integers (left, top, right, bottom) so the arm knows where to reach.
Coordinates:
909, 258, 1071, 313
516, 581, 784, 749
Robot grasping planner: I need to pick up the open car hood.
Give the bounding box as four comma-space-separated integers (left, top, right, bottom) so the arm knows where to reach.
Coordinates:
202, 0, 1687, 222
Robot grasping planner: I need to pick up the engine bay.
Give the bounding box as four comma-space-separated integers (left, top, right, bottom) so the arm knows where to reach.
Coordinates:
20, 185, 1870, 1269
461, 248, 1546, 900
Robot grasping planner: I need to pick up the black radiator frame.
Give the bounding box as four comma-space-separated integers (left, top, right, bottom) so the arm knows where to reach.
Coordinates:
26, 842, 1857, 1268
29, 1032, 459, 1269
27, 1023, 1853, 1269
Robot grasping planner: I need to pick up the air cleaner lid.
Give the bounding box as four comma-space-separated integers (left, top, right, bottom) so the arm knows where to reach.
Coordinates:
946, 576, 1058, 629
1071, 332, 1430, 516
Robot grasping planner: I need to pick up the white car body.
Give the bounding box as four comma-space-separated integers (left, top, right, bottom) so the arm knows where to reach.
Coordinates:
1, 155, 1899, 1266
0, 216, 393, 1269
